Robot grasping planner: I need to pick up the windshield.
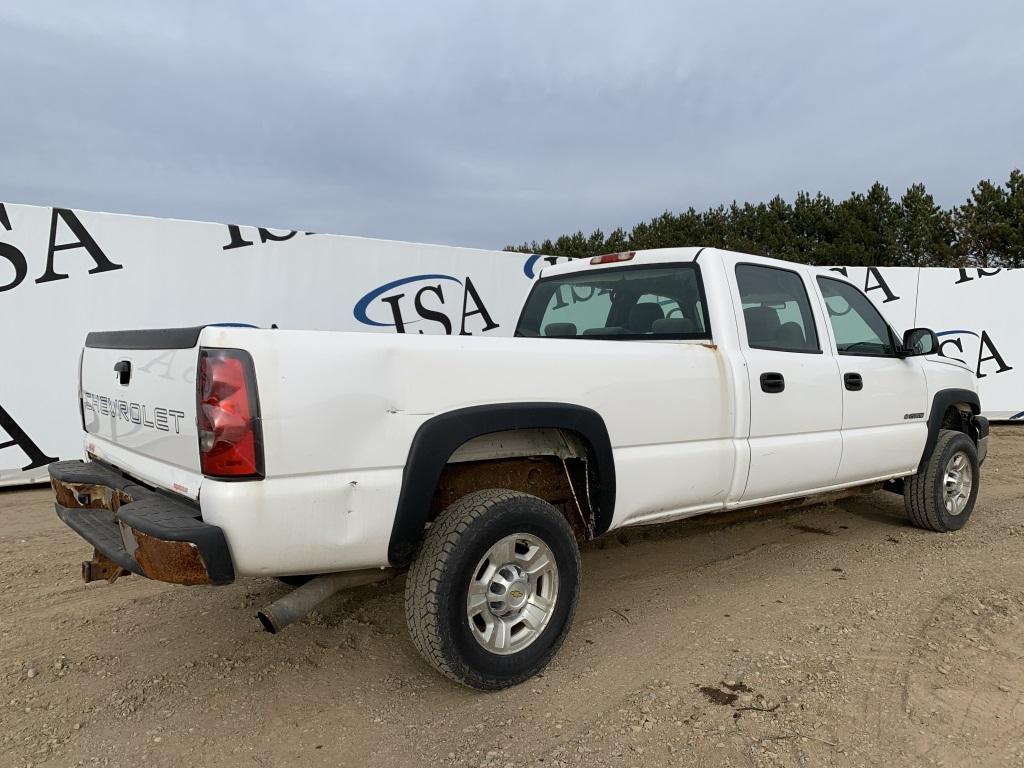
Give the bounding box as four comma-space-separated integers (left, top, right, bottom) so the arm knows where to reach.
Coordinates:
515, 264, 710, 340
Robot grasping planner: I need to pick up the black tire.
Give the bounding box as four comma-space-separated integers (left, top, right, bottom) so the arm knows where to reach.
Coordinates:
404, 489, 580, 690
905, 429, 980, 532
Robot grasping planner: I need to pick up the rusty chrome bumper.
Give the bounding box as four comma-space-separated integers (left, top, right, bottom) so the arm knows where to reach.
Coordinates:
49, 459, 234, 586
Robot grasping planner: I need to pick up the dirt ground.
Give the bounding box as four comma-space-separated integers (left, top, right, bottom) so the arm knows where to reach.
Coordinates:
1, 428, 1023, 768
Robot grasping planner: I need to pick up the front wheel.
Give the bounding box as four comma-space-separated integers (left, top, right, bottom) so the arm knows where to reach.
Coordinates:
904, 429, 980, 532
404, 489, 580, 690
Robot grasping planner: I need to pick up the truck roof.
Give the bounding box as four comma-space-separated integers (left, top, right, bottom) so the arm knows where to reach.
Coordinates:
536, 247, 707, 279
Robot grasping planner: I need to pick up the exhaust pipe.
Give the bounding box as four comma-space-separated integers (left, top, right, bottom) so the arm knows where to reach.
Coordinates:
257, 568, 396, 634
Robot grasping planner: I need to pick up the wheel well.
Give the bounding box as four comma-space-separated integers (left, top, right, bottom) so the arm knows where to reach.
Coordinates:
940, 403, 976, 437
918, 388, 980, 472
388, 402, 616, 566
431, 429, 597, 541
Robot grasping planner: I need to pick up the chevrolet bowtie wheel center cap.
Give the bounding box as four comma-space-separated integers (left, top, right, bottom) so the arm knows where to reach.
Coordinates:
466, 534, 559, 655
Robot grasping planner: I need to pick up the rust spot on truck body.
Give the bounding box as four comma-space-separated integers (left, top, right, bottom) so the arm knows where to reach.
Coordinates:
130, 530, 212, 586
703, 483, 883, 528
435, 455, 594, 539
53, 476, 212, 586
707, 483, 884, 529
435, 456, 572, 511
51, 478, 132, 512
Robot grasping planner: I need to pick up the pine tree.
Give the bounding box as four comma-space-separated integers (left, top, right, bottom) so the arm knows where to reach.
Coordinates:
956, 170, 1024, 267
506, 170, 1022, 269
790, 191, 837, 265
897, 183, 956, 267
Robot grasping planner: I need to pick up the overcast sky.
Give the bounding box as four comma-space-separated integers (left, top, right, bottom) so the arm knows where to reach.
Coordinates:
2, 2, 1022, 249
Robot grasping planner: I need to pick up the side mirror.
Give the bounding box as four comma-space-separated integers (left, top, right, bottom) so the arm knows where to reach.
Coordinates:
902, 327, 939, 357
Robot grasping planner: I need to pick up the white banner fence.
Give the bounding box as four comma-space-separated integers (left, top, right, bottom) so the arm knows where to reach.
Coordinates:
1, 202, 1020, 486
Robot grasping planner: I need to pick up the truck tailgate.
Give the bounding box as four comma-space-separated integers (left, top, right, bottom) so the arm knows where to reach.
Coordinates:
81, 328, 203, 496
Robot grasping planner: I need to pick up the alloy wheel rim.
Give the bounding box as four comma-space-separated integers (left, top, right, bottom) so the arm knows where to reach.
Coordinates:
466, 533, 559, 655
942, 451, 973, 516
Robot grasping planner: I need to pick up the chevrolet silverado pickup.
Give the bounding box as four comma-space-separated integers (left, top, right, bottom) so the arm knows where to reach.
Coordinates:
49, 247, 988, 689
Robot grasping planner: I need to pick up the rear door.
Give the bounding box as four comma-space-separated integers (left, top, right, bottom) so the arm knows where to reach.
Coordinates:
814, 276, 928, 482
730, 260, 843, 501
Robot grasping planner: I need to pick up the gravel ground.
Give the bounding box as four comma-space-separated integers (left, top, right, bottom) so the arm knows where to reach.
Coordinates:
1, 426, 1022, 768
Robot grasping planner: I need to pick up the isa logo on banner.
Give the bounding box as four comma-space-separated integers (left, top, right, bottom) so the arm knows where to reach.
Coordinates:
935, 329, 1014, 379
353, 274, 500, 335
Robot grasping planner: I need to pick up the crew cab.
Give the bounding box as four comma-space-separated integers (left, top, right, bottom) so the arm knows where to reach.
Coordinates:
49, 247, 988, 689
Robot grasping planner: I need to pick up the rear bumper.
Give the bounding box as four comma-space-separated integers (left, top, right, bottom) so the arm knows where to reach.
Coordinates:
49, 459, 234, 585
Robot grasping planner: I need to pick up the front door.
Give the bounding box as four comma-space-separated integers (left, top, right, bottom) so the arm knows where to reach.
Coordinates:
733, 262, 844, 501
815, 275, 929, 483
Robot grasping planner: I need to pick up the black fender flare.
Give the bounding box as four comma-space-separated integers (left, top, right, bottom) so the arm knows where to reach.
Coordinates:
387, 402, 616, 566
919, 388, 980, 470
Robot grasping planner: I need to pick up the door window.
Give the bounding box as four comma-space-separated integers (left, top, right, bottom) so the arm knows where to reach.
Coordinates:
735, 264, 820, 353
816, 276, 896, 356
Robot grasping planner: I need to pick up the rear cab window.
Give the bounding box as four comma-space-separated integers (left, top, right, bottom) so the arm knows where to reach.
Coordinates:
515, 264, 711, 340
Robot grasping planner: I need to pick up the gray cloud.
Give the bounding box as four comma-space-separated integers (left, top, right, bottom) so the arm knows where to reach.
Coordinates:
2, 1, 1022, 248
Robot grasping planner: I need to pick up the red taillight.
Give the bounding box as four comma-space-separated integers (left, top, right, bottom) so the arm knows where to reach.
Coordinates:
590, 251, 635, 265
197, 348, 263, 478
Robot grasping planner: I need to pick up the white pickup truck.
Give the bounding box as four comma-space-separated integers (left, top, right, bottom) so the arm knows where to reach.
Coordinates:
50, 247, 988, 689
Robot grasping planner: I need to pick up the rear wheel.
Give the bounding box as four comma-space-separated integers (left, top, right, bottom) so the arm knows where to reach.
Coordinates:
905, 429, 979, 532
404, 489, 580, 690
